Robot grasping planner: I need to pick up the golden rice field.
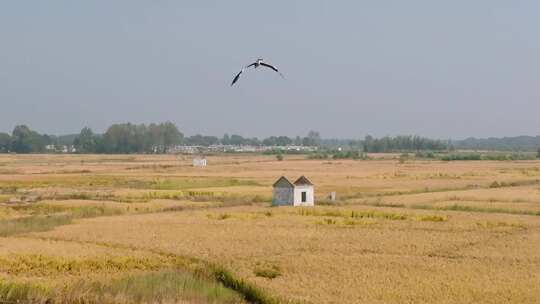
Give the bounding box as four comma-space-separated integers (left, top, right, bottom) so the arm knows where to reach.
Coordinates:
1, 153, 540, 303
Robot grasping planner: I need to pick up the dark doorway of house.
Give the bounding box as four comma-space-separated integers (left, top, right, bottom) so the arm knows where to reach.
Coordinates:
301, 191, 307, 202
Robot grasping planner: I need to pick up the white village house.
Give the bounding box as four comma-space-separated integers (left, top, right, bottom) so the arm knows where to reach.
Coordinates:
272, 176, 315, 206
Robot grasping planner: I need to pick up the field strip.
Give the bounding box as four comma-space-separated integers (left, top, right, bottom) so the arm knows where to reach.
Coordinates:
0, 201, 264, 238
343, 179, 540, 201
424, 225, 535, 259
15, 235, 289, 304
353, 200, 540, 217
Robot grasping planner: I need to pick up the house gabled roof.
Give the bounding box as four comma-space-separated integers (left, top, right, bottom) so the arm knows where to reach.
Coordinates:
293, 175, 313, 186
272, 176, 294, 188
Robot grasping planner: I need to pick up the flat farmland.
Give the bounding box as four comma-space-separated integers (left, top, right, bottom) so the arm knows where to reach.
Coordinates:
1, 154, 539, 303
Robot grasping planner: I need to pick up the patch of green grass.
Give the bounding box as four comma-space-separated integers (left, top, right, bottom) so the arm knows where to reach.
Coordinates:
254, 264, 281, 279
65, 270, 243, 304
410, 203, 540, 216
14, 237, 282, 304
298, 208, 408, 221
342, 219, 376, 226
298, 208, 342, 217
0, 205, 124, 237
0, 254, 170, 276
476, 221, 527, 230
217, 213, 231, 220
415, 215, 448, 222
212, 266, 279, 304
366, 201, 406, 208
319, 218, 338, 225
0, 280, 50, 303
350, 210, 407, 220
206, 213, 232, 220
0, 214, 73, 237
0, 270, 244, 304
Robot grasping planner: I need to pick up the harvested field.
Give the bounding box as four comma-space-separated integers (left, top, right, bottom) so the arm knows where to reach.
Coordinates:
1, 154, 539, 303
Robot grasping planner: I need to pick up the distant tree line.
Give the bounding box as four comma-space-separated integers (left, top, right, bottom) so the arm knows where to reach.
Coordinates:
319, 136, 449, 152
3, 123, 539, 154
73, 122, 183, 153
0, 125, 55, 153
0, 123, 183, 154
452, 136, 540, 152
184, 130, 321, 147
439, 152, 536, 161
360, 135, 448, 152
0, 124, 322, 154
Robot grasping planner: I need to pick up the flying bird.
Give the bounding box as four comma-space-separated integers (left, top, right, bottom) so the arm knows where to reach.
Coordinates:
231, 59, 284, 86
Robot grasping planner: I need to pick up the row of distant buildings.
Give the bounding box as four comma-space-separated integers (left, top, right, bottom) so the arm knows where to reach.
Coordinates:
168, 145, 318, 154
45, 145, 77, 153
41, 144, 318, 154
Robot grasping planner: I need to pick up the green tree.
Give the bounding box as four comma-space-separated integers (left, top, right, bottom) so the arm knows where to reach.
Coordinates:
300, 131, 321, 146
262, 136, 277, 146
0, 133, 11, 153
146, 122, 183, 153
11, 125, 47, 153
221, 134, 230, 145
361, 135, 447, 153
147, 123, 163, 152
229, 134, 245, 145
93, 135, 107, 153
307, 130, 321, 146
302, 136, 316, 146
101, 123, 142, 153
73, 127, 97, 153
245, 137, 260, 146
263, 136, 292, 146
537, 148, 540, 158
160, 121, 183, 151
276, 136, 292, 146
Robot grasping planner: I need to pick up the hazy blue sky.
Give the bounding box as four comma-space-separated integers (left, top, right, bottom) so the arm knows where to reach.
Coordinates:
1, 1, 539, 139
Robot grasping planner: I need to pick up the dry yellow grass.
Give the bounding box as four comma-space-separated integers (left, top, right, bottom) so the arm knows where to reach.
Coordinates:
0, 154, 539, 303
34, 206, 540, 303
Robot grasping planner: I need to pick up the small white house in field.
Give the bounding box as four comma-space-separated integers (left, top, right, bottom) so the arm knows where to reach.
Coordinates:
272, 176, 314, 206
192, 157, 207, 167
293, 176, 315, 206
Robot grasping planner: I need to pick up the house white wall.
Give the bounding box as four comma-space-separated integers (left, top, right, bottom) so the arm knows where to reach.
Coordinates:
293, 185, 314, 206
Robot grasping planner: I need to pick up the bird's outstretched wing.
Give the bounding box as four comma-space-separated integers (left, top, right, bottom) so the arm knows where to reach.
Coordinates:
231, 61, 259, 86
260, 62, 285, 79
245, 62, 257, 69
231, 69, 244, 86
